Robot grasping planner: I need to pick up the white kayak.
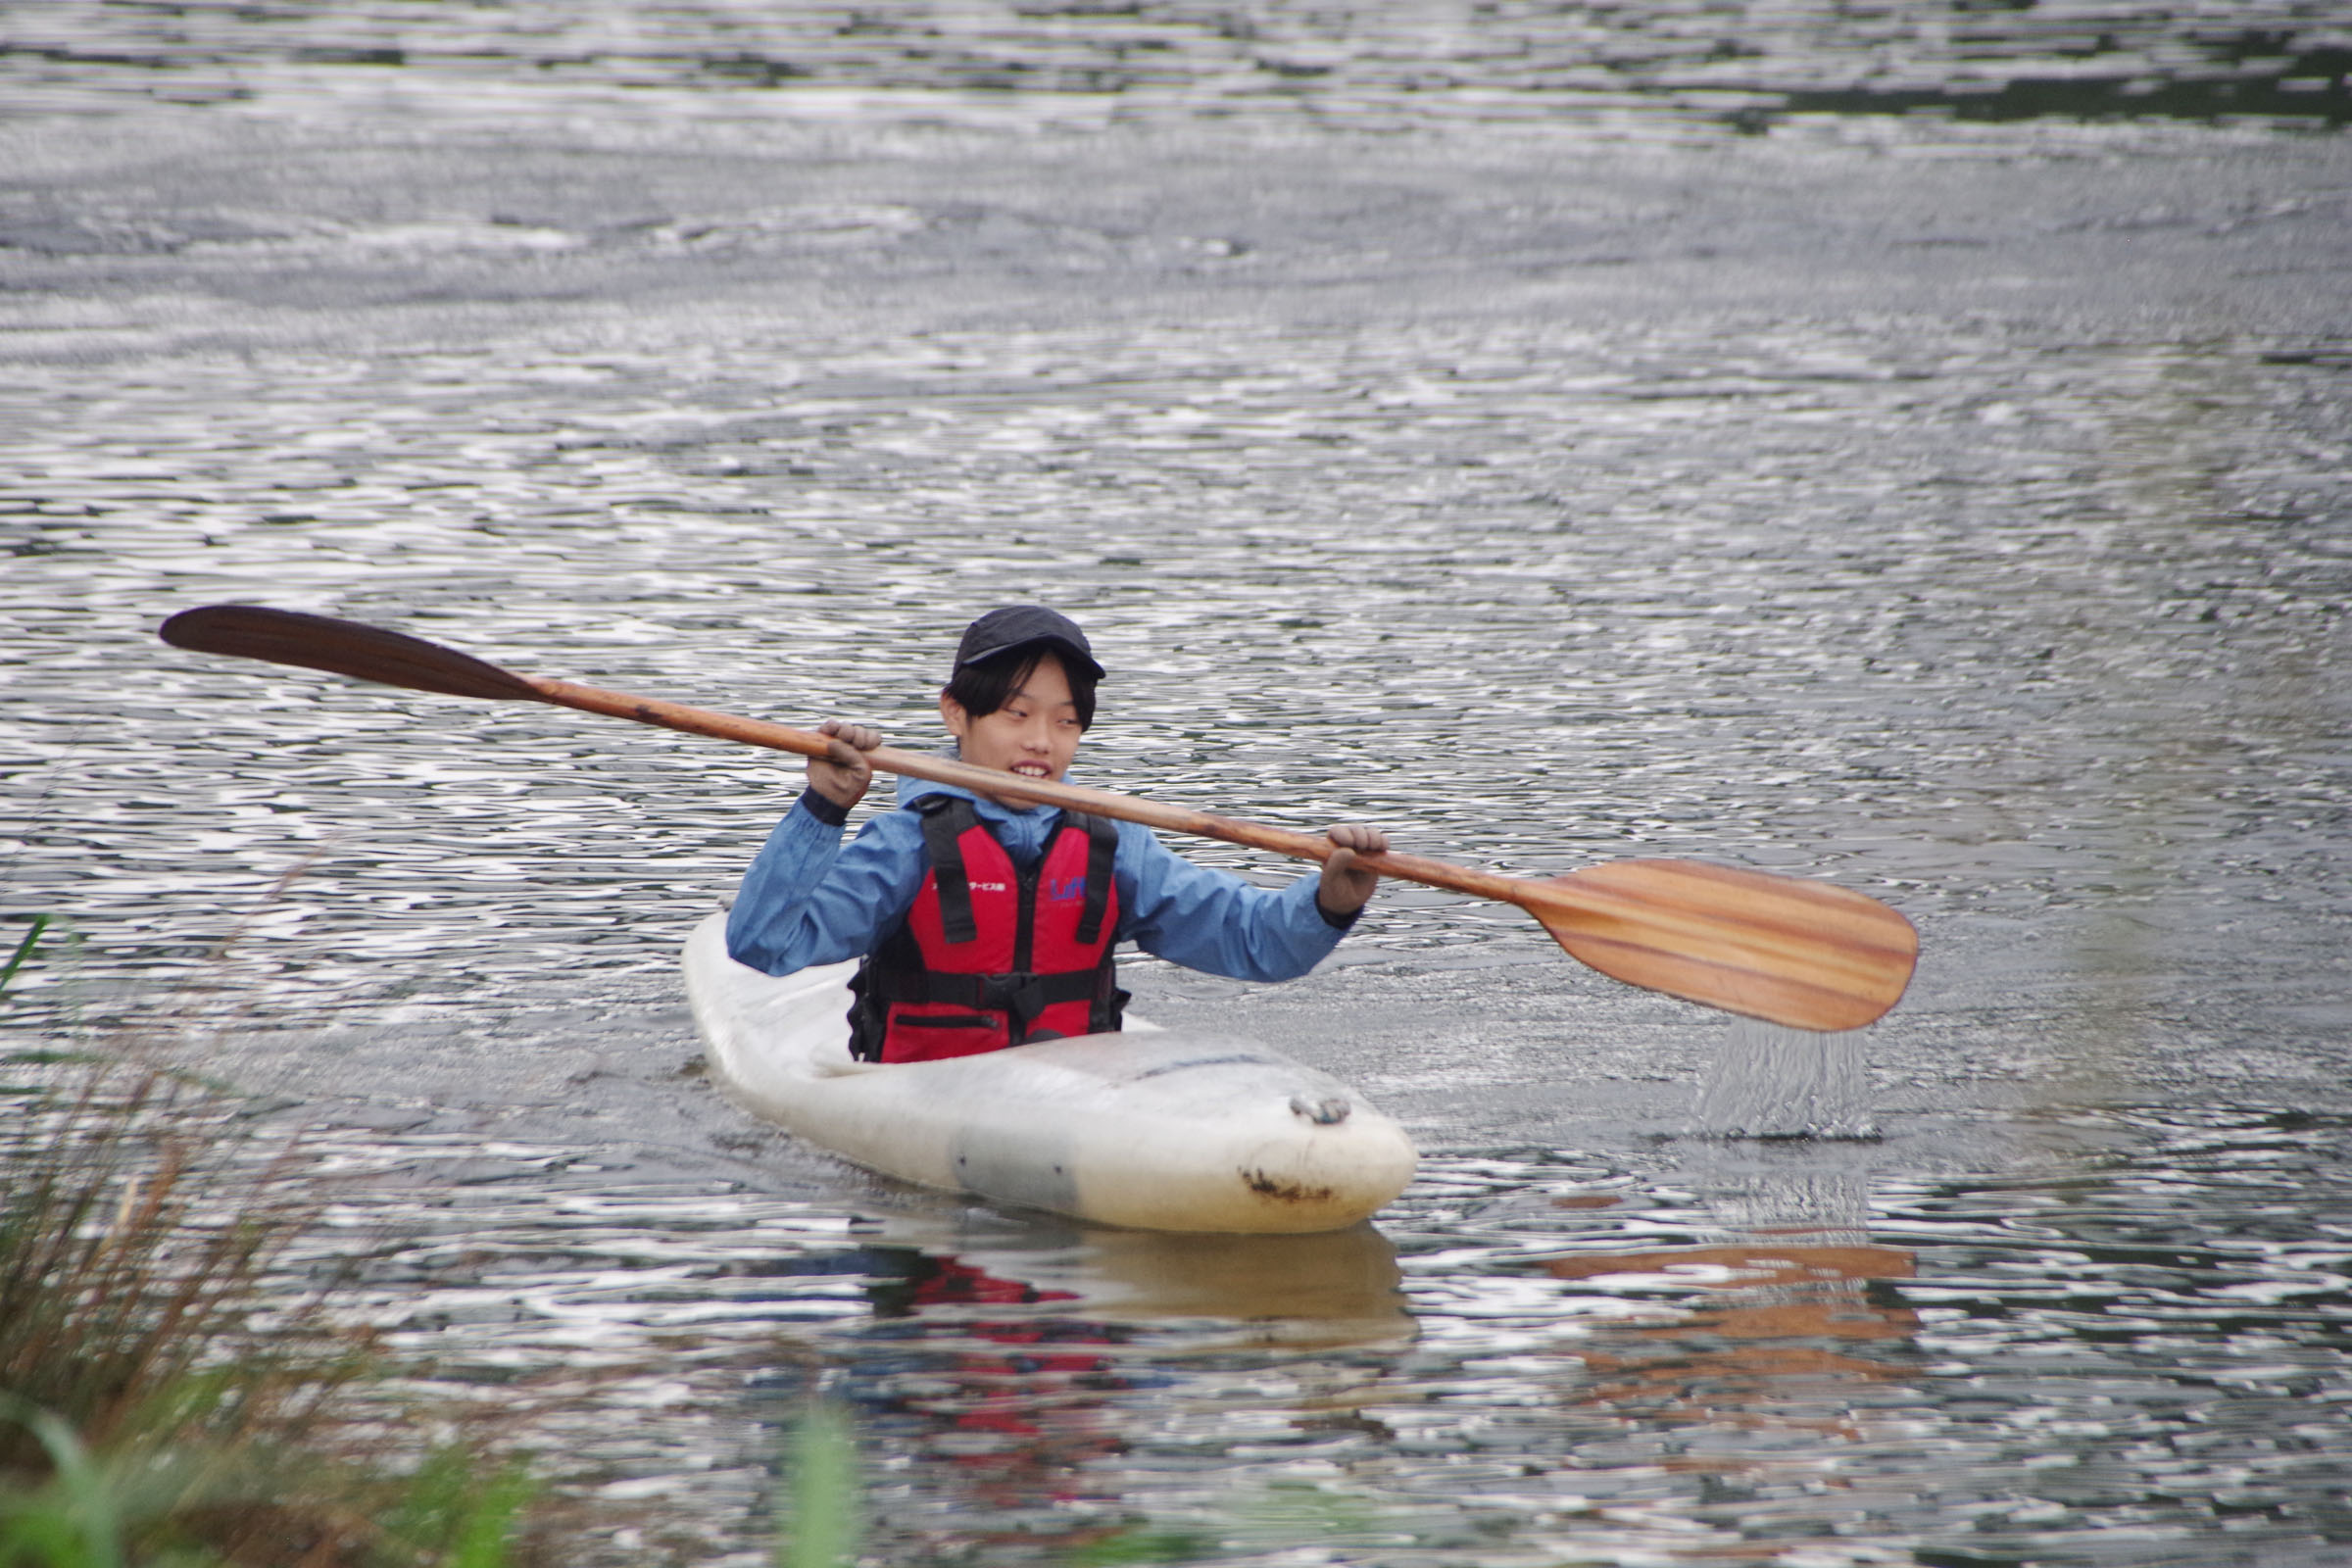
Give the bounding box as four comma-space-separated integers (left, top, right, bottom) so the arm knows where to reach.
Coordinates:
682, 911, 1417, 1234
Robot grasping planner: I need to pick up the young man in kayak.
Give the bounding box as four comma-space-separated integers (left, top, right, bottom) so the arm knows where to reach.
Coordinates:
725, 606, 1388, 1063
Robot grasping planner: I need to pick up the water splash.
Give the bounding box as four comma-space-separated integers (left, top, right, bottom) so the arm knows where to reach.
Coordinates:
1690, 1018, 1878, 1140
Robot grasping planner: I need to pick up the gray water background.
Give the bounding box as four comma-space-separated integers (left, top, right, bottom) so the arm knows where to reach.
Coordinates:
5, 4, 2351, 1563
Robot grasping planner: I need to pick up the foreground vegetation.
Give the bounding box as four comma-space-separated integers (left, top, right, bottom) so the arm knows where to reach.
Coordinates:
0, 916, 541, 1566
0, 913, 874, 1568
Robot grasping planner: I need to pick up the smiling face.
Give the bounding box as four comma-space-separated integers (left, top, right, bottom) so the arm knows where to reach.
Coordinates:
940, 650, 1085, 784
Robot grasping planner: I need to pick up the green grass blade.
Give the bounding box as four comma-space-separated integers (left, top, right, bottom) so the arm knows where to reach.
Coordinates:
449, 1461, 536, 1568
0, 1396, 125, 1568
776, 1403, 860, 1568
0, 915, 50, 998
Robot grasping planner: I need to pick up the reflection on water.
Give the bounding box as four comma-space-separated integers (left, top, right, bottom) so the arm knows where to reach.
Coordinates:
23, 1059, 2342, 1562
1545, 1165, 1922, 1509
864, 1216, 1414, 1345
166, 1116, 2337, 1565
826, 1235, 1404, 1557
265, 1129, 1417, 1563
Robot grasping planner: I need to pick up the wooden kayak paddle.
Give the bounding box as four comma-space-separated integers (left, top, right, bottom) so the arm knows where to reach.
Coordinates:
159, 605, 1917, 1031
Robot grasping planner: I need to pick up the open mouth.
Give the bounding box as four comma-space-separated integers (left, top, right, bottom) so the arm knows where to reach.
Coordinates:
1010, 762, 1053, 778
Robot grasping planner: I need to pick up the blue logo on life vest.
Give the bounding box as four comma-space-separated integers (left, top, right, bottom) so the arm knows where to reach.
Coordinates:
1047, 874, 1086, 902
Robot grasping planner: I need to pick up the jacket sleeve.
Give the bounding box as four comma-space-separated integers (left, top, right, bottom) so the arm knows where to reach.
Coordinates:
1114, 822, 1350, 983
725, 791, 926, 976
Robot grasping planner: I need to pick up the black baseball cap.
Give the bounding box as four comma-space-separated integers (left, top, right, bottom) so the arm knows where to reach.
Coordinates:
952, 606, 1105, 682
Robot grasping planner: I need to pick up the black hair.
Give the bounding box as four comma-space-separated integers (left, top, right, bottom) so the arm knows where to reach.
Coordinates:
944, 645, 1098, 730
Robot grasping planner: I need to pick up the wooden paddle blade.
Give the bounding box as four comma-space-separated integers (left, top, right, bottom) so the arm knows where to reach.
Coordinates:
160, 606, 541, 702
1523, 859, 1917, 1032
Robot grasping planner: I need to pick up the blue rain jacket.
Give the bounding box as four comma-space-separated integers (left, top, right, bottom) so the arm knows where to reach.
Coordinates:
726, 770, 1353, 983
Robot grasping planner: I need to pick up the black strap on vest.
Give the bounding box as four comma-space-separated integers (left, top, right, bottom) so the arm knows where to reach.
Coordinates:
911, 795, 1113, 949
1073, 810, 1117, 945
912, 795, 980, 944
884, 967, 1103, 1030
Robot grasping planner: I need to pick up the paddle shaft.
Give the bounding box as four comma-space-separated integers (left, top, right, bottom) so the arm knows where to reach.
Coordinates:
536, 675, 1521, 905
554, 677, 1892, 989
523, 681, 1908, 992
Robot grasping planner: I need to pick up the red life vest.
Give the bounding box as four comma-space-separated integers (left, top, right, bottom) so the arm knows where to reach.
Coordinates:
849, 795, 1125, 1064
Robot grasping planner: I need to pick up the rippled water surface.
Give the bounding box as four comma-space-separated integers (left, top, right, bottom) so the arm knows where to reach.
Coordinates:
5, 4, 2350, 1564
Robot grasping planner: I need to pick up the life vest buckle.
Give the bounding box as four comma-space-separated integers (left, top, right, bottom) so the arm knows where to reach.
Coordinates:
977, 971, 1050, 1028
